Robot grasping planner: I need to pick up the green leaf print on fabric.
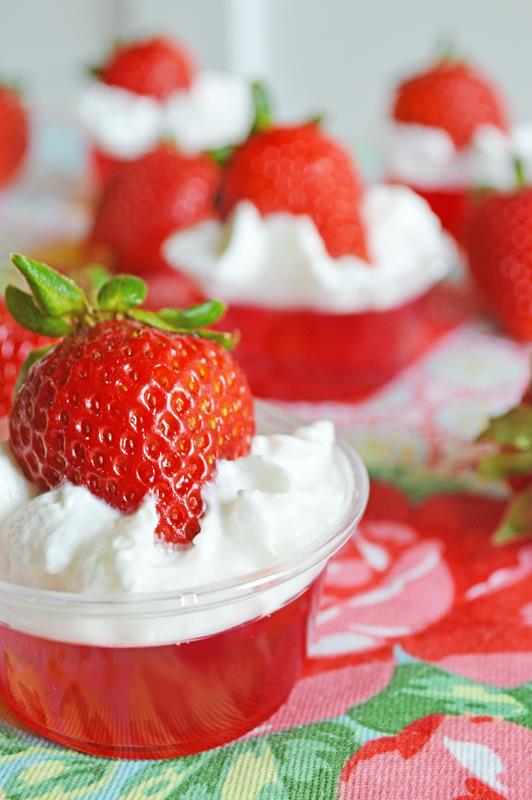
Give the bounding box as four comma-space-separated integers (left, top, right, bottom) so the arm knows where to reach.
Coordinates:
508, 683, 532, 730
266, 719, 367, 800
219, 743, 280, 800
3, 757, 113, 800
119, 718, 366, 800
0, 664, 530, 800
119, 746, 281, 800
119, 754, 226, 800
0, 724, 35, 758
368, 466, 474, 503
346, 663, 530, 734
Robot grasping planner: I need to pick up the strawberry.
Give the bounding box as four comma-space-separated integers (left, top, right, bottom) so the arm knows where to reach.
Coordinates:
218, 123, 368, 260
0, 84, 28, 188
0, 299, 50, 418
89, 147, 221, 275
98, 36, 195, 99
464, 162, 532, 341
392, 59, 508, 148
6, 255, 254, 544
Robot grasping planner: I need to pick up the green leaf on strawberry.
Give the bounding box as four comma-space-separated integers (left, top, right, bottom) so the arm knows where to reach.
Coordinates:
11, 253, 87, 317
158, 299, 227, 329
250, 80, 274, 133
477, 405, 532, 450
5, 285, 73, 337
97, 274, 147, 311
206, 82, 275, 167
207, 143, 235, 165
15, 343, 55, 393
478, 450, 532, 479
6, 253, 254, 545
477, 385, 532, 543
493, 483, 532, 544
6, 253, 234, 348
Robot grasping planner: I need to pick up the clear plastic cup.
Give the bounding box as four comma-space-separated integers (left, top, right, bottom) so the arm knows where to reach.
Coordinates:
0, 402, 368, 759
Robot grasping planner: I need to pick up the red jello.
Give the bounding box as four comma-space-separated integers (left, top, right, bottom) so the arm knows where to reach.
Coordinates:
220, 284, 469, 402
0, 579, 320, 759
404, 184, 469, 244
90, 147, 132, 189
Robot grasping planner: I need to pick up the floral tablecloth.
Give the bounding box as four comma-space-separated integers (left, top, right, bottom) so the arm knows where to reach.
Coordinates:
0, 162, 531, 799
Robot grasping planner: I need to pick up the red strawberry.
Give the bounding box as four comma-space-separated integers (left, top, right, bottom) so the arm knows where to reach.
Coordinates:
218, 123, 368, 260
90, 147, 221, 275
392, 60, 508, 148
0, 300, 49, 418
99, 36, 195, 99
7, 255, 254, 544
464, 175, 532, 341
0, 85, 29, 188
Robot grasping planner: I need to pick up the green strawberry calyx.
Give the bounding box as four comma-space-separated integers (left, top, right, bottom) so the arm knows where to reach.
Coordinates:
6, 253, 237, 389
85, 38, 127, 81
513, 156, 528, 190
433, 33, 462, 65
477, 391, 532, 543
0, 77, 24, 95
207, 80, 274, 165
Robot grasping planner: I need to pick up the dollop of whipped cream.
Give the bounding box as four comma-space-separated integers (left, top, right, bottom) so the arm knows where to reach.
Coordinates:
0, 422, 350, 644
163, 184, 456, 313
78, 70, 254, 158
0, 422, 344, 593
385, 121, 532, 189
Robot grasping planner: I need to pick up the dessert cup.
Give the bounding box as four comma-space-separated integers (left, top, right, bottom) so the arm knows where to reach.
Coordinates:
80, 69, 254, 190
161, 186, 463, 403
0, 402, 368, 759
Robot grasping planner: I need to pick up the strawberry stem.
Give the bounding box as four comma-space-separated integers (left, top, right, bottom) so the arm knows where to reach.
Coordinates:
250, 81, 274, 133
513, 156, 527, 189
0, 77, 24, 95
477, 382, 532, 544
6, 254, 236, 349
434, 33, 459, 63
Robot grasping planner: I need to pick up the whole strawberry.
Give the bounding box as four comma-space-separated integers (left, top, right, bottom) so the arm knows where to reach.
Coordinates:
97, 36, 195, 99
392, 58, 508, 148
0, 299, 50, 418
464, 162, 532, 341
0, 84, 28, 188
89, 147, 221, 275
7, 254, 254, 544
218, 122, 368, 260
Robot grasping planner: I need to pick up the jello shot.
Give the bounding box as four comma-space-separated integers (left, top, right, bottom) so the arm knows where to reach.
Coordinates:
78, 36, 254, 187
384, 53, 509, 242
0, 255, 368, 758
162, 122, 458, 402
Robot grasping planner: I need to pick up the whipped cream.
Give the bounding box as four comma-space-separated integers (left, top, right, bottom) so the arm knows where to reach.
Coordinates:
78, 71, 254, 158
0, 421, 355, 645
385, 121, 532, 189
469, 123, 532, 189
163, 185, 456, 313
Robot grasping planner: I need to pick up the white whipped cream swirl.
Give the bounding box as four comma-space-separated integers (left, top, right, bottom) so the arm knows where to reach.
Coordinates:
0, 421, 353, 645
78, 70, 254, 158
163, 185, 456, 313
385, 121, 532, 190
